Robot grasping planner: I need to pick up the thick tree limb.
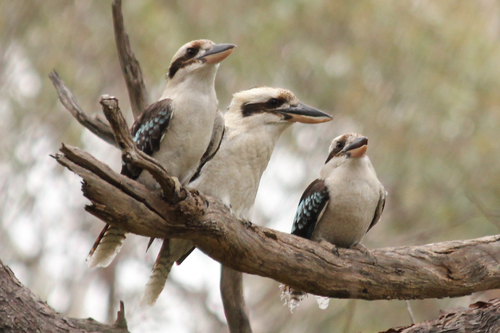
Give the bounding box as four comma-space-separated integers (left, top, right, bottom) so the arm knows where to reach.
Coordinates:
381, 298, 500, 333
112, 0, 148, 118
53, 140, 500, 301
0, 259, 129, 333
49, 70, 118, 147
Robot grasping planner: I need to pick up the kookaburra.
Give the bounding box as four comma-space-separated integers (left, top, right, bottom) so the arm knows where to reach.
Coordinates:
86, 39, 235, 268
141, 86, 332, 306
282, 133, 386, 311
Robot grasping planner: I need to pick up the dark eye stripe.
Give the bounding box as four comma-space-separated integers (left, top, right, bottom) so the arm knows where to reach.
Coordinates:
167, 43, 203, 79
325, 137, 347, 163
241, 98, 286, 117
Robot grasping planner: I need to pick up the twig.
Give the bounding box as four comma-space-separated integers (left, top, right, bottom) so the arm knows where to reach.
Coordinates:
98, 95, 185, 203
48, 71, 118, 147
114, 301, 128, 329
406, 300, 416, 324
112, 0, 148, 118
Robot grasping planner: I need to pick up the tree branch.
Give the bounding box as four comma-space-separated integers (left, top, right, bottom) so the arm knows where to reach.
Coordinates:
52, 139, 500, 301
0, 259, 129, 333
48, 70, 118, 147
220, 267, 252, 333
381, 298, 500, 333
112, 0, 148, 118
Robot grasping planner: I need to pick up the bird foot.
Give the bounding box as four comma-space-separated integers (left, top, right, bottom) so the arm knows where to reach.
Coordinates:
318, 240, 340, 257
351, 243, 377, 265
331, 245, 340, 257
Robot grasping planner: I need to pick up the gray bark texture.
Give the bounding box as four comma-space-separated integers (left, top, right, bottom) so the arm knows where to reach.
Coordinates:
0, 259, 129, 333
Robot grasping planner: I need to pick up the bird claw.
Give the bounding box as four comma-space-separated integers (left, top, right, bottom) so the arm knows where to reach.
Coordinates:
351, 243, 377, 265
331, 245, 340, 257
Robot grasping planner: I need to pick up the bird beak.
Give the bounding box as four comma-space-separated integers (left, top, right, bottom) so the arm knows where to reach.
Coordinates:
279, 102, 332, 124
198, 43, 237, 64
340, 137, 368, 158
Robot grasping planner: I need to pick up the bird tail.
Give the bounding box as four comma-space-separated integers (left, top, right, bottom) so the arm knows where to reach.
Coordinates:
314, 295, 330, 309
86, 225, 127, 268
141, 238, 195, 306
279, 284, 306, 313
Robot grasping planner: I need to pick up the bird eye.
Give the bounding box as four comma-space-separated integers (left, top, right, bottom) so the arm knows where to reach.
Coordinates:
186, 48, 198, 57
336, 141, 345, 149
267, 98, 279, 107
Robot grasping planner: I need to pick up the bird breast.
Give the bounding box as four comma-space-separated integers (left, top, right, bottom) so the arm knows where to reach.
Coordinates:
312, 158, 382, 248
138, 94, 217, 188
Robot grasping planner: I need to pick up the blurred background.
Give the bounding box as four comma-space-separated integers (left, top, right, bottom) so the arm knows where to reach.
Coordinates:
2, 0, 500, 332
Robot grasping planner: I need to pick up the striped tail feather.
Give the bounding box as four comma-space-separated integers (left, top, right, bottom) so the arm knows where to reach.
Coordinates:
86, 225, 127, 268
279, 284, 307, 313
141, 238, 195, 306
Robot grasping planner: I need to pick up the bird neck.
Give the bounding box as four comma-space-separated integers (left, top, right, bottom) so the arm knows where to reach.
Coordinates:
162, 64, 218, 99
320, 155, 372, 179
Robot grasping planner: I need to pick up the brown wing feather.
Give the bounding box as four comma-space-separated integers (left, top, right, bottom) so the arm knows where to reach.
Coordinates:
121, 98, 173, 179
367, 187, 386, 233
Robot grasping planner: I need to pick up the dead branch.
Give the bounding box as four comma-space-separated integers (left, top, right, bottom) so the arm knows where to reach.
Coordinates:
221, 266, 252, 333
0, 259, 129, 333
381, 299, 500, 333
112, 0, 148, 118
53, 123, 500, 301
48, 70, 118, 147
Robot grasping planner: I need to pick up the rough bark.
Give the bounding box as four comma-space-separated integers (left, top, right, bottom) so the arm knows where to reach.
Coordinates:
51, 97, 500, 301
0, 259, 129, 333
3, 255, 500, 333
381, 299, 500, 333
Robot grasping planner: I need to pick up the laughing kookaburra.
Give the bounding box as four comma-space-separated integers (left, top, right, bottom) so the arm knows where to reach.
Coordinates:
141, 86, 332, 306
86, 40, 235, 269
281, 133, 386, 312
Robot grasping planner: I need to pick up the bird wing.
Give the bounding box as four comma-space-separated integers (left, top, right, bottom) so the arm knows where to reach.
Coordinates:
367, 186, 387, 233
291, 179, 330, 239
121, 98, 174, 179
87, 99, 173, 268
189, 110, 225, 183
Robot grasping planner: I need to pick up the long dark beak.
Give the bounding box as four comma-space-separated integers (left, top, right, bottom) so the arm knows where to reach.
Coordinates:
279, 102, 332, 124
341, 136, 368, 158
198, 43, 237, 64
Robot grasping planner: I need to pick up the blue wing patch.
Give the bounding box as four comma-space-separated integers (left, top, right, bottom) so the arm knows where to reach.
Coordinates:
121, 99, 173, 179
291, 179, 329, 240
